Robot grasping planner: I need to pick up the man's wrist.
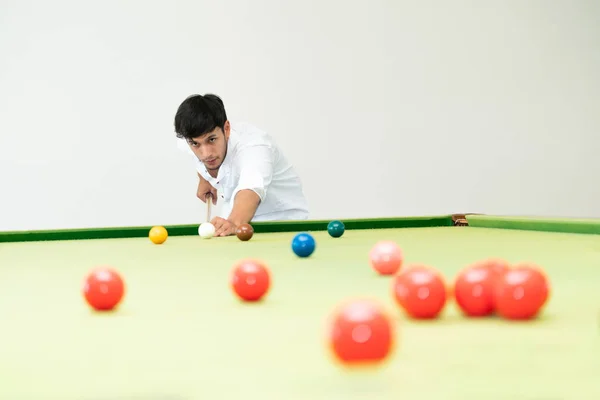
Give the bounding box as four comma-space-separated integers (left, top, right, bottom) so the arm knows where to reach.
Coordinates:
228, 217, 246, 227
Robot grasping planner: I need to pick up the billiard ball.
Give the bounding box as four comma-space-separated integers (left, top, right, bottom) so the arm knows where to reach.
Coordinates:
494, 263, 550, 320
453, 264, 497, 317
291, 232, 315, 257
149, 226, 168, 244
369, 241, 403, 275
236, 223, 254, 241
392, 265, 447, 319
198, 222, 215, 239
328, 299, 395, 365
475, 258, 511, 280
327, 220, 345, 238
231, 259, 271, 301
455, 257, 510, 314
82, 267, 125, 311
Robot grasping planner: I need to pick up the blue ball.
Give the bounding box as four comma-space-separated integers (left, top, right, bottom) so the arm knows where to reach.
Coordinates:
291, 232, 316, 257
327, 220, 345, 238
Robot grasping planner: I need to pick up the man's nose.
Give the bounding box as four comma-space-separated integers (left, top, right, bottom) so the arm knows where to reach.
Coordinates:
195, 147, 209, 159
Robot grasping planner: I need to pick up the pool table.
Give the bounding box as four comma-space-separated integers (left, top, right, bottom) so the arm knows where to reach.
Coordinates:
1, 214, 599, 400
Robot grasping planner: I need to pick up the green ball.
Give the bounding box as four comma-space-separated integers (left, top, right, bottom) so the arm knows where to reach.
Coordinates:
327, 220, 345, 238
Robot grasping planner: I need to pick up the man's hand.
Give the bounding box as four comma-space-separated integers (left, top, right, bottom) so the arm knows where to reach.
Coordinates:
210, 217, 237, 237
208, 190, 261, 237
197, 173, 217, 205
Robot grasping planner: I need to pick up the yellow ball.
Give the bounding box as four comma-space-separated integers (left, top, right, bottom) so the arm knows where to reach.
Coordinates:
149, 226, 168, 244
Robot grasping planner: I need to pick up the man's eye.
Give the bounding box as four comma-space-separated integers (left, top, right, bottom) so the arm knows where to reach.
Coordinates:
209, 138, 216, 143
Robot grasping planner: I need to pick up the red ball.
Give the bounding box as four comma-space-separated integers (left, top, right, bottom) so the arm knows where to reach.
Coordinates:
453, 265, 496, 317
82, 267, 125, 311
494, 263, 550, 320
369, 241, 403, 275
392, 265, 447, 319
231, 259, 271, 301
475, 258, 511, 280
328, 299, 395, 365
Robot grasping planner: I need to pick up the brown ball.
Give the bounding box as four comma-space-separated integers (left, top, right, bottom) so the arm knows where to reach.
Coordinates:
236, 224, 254, 241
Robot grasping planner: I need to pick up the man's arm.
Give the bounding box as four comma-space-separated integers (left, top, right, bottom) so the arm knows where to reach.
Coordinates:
197, 172, 217, 205
212, 144, 274, 236
212, 190, 260, 236
228, 189, 261, 226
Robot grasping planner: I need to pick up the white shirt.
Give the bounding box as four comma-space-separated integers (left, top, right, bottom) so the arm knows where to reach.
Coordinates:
178, 122, 309, 221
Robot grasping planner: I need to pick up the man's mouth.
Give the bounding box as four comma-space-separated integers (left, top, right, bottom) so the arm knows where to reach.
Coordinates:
205, 158, 217, 165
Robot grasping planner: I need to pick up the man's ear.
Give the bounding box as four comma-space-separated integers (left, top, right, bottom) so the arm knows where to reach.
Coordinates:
223, 120, 231, 139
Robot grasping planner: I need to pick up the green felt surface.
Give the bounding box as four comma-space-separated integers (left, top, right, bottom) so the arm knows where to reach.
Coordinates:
1, 226, 599, 399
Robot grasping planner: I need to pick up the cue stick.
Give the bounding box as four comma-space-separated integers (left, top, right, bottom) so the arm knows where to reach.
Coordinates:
206, 193, 212, 222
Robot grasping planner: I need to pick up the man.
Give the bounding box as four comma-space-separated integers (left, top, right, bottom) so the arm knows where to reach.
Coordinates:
174, 93, 309, 236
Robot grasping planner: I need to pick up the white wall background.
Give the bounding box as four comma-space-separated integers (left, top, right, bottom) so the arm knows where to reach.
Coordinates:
1, 0, 598, 231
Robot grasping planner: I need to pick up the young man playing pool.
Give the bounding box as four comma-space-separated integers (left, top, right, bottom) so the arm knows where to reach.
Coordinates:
174, 93, 309, 237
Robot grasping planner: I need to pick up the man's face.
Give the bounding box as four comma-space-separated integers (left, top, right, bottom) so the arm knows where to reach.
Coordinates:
187, 122, 230, 172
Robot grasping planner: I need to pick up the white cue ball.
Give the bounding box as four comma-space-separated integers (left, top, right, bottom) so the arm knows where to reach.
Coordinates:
198, 222, 215, 239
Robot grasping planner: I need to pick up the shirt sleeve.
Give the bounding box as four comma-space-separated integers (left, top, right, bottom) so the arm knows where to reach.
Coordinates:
232, 143, 274, 201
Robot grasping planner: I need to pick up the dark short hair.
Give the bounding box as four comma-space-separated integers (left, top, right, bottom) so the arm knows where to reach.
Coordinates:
174, 94, 228, 139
